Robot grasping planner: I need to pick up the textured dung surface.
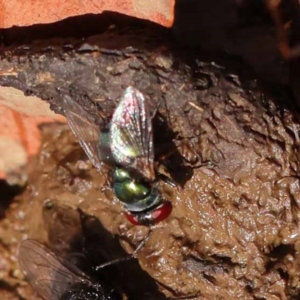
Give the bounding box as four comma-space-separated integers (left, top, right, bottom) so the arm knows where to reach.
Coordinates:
1, 23, 300, 300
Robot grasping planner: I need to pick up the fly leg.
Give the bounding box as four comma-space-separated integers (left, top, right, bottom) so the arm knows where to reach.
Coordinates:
155, 138, 215, 188
94, 226, 153, 271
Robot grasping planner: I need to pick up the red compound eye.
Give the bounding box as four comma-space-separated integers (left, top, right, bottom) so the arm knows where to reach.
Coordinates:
124, 202, 173, 226
149, 201, 172, 223
124, 213, 141, 226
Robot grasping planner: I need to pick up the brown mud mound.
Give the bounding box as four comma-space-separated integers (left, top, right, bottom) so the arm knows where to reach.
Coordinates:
1, 64, 300, 299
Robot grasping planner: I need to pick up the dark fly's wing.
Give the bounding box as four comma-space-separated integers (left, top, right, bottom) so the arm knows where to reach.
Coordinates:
110, 86, 154, 180
18, 239, 92, 300
63, 95, 102, 171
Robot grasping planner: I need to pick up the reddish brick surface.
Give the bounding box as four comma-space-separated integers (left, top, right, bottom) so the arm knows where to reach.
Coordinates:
0, 87, 66, 181
0, 0, 175, 28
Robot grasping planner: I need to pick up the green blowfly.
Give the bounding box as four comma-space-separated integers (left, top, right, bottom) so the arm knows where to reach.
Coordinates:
62, 86, 172, 226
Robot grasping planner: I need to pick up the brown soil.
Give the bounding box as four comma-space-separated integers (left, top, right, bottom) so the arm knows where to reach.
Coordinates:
2, 70, 300, 299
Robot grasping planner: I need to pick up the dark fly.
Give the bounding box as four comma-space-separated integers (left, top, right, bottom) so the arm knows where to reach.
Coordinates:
18, 239, 121, 300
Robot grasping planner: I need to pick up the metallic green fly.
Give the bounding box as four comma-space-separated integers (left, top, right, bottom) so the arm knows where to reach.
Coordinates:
62, 86, 172, 226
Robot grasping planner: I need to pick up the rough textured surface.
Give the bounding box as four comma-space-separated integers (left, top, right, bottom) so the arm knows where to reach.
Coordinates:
0, 25, 176, 118
0, 0, 174, 28
0, 24, 300, 299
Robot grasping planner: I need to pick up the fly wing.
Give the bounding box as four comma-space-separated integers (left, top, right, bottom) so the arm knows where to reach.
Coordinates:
110, 86, 155, 181
63, 95, 102, 171
18, 239, 92, 300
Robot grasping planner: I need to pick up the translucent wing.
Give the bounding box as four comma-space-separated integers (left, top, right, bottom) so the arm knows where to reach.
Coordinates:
63, 95, 102, 171
18, 239, 92, 300
110, 86, 155, 181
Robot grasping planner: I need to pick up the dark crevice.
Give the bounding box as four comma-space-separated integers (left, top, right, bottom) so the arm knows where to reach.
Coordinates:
0, 11, 166, 46
0, 180, 24, 218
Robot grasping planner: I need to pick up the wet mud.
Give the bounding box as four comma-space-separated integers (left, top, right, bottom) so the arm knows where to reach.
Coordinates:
1, 64, 300, 299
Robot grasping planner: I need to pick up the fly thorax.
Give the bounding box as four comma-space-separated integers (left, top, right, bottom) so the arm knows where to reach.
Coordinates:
113, 168, 160, 212
98, 129, 115, 164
